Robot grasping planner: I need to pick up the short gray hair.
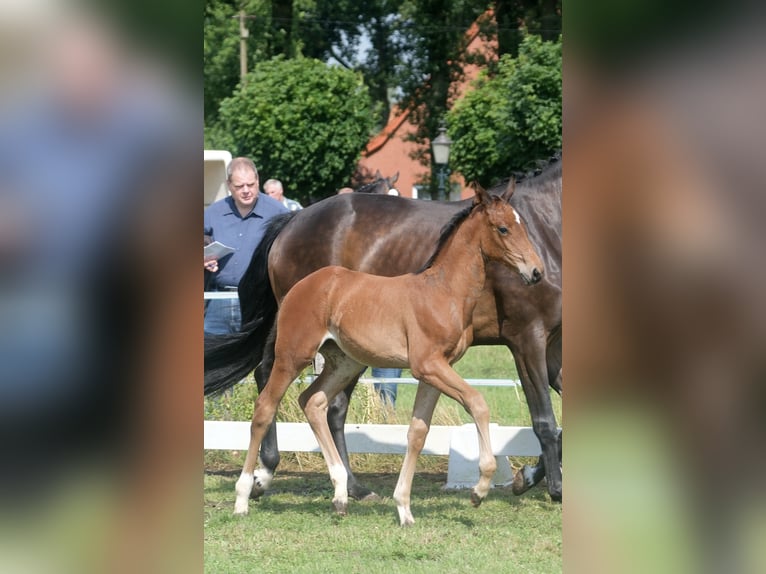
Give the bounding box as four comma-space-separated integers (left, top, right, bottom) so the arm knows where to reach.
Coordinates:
227, 157, 259, 181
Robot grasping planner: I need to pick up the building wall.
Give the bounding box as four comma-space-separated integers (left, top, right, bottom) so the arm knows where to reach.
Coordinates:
358, 12, 497, 201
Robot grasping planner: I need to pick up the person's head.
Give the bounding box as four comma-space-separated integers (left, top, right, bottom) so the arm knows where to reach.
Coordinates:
263, 179, 284, 202
337, 187, 354, 195
227, 157, 259, 213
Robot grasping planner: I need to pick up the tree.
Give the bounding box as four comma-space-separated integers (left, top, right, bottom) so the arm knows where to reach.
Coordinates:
203, 1, 561, 195
204, 0, 244, 126
446, 34, 561, 186
491, 0, 561, 59
210, 57, 375, 204
390, 0, 488, 198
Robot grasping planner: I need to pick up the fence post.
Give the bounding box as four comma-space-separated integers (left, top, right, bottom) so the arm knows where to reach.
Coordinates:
444, 424, 514, 489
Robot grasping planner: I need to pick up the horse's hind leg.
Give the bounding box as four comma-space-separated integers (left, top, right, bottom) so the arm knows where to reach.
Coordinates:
249, 326, 279, 498
327, 377, 378, 501
234, 323, 317, 515
393, 383, 440, 526
298, 347, 365, 516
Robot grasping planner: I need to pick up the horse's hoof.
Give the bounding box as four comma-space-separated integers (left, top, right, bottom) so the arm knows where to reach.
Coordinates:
470, 491, 484, 508
333, 500, 348, 516
349, 486, 378, 501
357, 492, 381, 502
511, 470, 530, 496
249, 487, 265, 500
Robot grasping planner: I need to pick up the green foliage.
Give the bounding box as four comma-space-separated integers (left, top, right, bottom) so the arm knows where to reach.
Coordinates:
204, 2, 562, 198
447, 34, 561, 187
213, 57, 375, 203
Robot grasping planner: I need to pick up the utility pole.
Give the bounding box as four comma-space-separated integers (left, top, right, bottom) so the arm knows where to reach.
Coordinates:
239, 10, 249, 84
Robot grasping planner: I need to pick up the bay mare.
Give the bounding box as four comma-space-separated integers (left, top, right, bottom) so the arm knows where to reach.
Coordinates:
205, 158, 562, 503
232, 185, 544, 524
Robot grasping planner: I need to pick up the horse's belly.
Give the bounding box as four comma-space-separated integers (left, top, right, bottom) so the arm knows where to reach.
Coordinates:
329, 325, 410, 369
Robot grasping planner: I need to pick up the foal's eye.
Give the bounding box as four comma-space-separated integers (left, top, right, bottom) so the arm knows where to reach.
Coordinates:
497, 226, 508, 235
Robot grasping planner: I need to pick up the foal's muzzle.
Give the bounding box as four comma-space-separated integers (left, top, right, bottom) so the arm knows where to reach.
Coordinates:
521, 266, 543, 285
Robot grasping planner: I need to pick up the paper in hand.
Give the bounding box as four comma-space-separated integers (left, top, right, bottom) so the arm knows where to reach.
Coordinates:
204, 241, 235, 259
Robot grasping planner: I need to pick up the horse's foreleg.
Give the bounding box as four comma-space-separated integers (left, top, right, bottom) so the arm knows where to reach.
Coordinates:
413, 359, 497, 507
508, 336, 562, 502
328, 377, 378, 501
512, 338, 563, 496
393, 383, 440, 526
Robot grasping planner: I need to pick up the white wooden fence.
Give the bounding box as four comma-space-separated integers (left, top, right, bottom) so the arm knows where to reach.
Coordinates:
204, 291, 543, 488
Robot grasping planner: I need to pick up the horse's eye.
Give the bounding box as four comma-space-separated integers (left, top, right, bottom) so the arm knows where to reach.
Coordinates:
497, 226, 508, 235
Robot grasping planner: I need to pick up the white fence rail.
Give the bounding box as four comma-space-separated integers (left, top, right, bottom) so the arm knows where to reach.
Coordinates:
203, 291, 540, 488
204, 421, 541, 489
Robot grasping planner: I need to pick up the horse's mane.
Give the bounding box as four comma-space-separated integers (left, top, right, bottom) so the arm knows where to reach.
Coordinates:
355, 178, 387, 194
522, 152, 561, 185
486, 151, 561, 197
416, 203, 475, 273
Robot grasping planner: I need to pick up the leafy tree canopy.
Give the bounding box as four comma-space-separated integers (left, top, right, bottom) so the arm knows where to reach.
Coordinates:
446, 34, 561, 187
209, 57, 375, 204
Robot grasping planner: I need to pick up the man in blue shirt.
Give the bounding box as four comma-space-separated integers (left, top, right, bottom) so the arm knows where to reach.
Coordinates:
204, 157, 288, 334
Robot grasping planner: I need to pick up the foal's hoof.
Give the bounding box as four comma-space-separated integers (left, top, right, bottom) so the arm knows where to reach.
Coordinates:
470, 490, 484, 508
333, 500, 348, 516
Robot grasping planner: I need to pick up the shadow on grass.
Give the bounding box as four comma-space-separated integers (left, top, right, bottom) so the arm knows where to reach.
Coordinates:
206, 469, 557, 532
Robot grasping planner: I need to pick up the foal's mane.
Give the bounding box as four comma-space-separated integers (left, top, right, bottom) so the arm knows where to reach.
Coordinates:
416, 203, 475, 274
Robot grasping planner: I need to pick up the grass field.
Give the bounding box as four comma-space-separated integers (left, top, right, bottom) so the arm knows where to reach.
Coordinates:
204, 346, 562, 573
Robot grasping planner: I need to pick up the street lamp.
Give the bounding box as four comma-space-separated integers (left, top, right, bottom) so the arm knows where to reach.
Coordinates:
431, 123, 452, 200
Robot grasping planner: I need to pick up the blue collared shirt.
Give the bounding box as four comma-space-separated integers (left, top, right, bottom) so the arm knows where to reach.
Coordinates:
204, 194, 288, 288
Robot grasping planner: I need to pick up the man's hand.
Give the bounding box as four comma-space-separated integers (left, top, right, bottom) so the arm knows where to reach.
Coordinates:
204, 256, 218, 273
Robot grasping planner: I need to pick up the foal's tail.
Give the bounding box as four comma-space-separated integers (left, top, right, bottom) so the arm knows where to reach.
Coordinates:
204, 211, 298, 396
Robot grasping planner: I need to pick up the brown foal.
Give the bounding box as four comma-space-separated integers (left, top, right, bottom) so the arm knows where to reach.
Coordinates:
233, 183, 544, 525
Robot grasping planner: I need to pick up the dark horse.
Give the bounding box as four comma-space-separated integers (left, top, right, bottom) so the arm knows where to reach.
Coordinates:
205, 158, 562, 502
232, 184, 543, 524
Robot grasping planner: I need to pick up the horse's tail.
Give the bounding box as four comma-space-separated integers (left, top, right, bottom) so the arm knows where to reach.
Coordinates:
204, 211, 298, 396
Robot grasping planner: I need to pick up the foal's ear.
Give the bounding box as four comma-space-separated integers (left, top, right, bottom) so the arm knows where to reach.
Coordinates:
389, 171, 399, 185
501, 178, 516, 202
472, 182, 492, 206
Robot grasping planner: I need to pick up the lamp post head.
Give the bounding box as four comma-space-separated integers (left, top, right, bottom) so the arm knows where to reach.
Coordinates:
431, 124, 452, 165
